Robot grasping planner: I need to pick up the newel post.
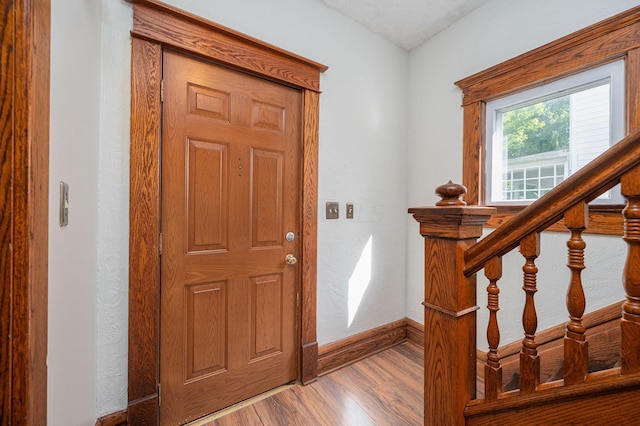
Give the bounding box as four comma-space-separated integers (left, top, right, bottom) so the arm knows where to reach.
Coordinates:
409, 182, 495, 426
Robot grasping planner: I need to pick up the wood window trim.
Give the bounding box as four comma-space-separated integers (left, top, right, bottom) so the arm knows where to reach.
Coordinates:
456, 6, 640, 235
127, 1, 327, 423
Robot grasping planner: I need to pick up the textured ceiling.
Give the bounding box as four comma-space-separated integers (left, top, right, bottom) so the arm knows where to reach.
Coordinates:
317, 0, 491, 51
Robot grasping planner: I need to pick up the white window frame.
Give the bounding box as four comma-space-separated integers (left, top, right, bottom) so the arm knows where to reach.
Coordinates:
485, 60, 625, 206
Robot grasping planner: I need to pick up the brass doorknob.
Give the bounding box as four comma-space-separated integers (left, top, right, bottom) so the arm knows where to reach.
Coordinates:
285, 254, 297, 265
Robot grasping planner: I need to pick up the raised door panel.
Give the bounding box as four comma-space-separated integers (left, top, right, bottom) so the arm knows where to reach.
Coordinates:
251, 101, 285, 133
250, 274, 283, 360
188, 83, 230, 122
251, 149, 283, 248
187, 139, 229, 253
185, 281, 228, 381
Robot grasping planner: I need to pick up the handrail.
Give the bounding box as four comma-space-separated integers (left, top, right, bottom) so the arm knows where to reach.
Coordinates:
464, 128, 640, 276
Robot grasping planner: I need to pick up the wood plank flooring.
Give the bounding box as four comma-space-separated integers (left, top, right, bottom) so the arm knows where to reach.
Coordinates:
195, 342, 424, 425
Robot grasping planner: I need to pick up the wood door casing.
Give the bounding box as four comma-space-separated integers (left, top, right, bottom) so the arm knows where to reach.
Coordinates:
0, 4, 13, 416
0, 0, 49, 424
128, 3, 327, 423
160, 51, 300, 424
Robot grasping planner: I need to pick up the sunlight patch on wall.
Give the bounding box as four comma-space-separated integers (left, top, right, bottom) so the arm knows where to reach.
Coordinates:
348, 235, 373, 327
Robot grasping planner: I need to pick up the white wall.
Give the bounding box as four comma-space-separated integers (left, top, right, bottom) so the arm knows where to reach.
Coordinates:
406, 0, 639, 344
49, 0, 102, 424
87, 0, 410, 418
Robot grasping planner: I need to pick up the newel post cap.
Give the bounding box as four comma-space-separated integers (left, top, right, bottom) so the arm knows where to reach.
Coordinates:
408, 181, 495, 239
435, 180, 467, 206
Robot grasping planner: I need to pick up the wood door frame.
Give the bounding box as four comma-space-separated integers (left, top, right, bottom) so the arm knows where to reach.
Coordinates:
1, 0, 50, 424
127, 1, 327, 422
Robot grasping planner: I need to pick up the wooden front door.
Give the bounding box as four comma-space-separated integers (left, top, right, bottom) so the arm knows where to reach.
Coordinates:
160, 51, 301, 425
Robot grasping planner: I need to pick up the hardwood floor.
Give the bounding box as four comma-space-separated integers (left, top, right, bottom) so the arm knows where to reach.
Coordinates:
193, 342, 424, 425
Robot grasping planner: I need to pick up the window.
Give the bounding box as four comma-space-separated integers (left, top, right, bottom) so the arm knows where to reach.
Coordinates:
486, 60, 625, 205
455, 7, 640, 234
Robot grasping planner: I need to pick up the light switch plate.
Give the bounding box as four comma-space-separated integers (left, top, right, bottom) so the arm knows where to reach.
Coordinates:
60, 181, 69, 226
346, 203, 354, 219
326, 202, 339, 219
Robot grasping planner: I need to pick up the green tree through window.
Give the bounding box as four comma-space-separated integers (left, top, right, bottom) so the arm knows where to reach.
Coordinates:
502, 96, 570, 158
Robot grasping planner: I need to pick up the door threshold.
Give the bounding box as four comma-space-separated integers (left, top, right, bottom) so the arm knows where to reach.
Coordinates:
185, 382, 297, 425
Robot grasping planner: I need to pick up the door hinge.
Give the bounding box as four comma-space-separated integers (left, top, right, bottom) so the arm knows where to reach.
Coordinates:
158, 383, 161, 407
159, 232, 163, 256
160, 79, 164, 103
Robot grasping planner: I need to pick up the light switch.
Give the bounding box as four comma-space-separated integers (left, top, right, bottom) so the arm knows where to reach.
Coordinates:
60, 181, 69, 226
326, 202, 339, 219
346, 203, 354, 219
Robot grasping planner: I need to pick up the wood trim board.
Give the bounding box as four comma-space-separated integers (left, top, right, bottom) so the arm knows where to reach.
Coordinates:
127, 1, 326, 423
95, 409, 128, 426
128, 36, 162, 419
466, 371, 640, 425
405, 317, 425, 347
1, 0, 50, 424
130, 0, 326, 92
317, 318, 427, 376
318, 320, 409, 376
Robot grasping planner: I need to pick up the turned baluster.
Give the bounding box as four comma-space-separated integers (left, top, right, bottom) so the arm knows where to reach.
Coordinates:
484, 256, 503, 400
519, 232, 540, 393
409, 182, 494, 426
564, 202, 589, 384
621, 167, 640, 374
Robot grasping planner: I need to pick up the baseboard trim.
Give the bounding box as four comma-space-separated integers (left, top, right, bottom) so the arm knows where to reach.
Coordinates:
318, 319, 414, 376
95, 409, 128, 426
97, 317, 427, 424
405, 317, 424, 347
301, 341, 319, 384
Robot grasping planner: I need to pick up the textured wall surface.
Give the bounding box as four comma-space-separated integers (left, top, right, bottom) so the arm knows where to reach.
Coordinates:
95, 1, 133, 416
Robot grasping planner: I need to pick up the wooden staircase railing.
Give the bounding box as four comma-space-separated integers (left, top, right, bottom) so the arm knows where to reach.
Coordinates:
409, 128, 640, 425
